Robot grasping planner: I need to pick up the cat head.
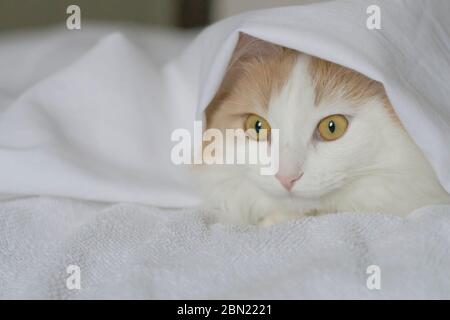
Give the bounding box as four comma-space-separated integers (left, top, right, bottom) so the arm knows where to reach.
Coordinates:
201, 33, 440, 223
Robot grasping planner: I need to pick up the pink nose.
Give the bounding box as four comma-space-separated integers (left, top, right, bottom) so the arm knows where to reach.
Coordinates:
275, 173, 303, 191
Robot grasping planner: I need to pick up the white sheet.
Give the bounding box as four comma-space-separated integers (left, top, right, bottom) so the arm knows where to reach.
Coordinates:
1, 196, 449, 299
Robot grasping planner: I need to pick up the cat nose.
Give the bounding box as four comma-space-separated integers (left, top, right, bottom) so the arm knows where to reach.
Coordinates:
275, 172, 303, 191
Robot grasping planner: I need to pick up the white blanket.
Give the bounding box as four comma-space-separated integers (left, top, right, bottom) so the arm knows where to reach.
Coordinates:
1, 0, 450, 299
1, 196, 450, 299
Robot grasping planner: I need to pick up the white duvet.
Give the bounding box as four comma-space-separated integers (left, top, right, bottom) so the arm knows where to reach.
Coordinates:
1, 0, 450, 299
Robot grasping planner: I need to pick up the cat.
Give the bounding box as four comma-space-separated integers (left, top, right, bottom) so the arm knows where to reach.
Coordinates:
198, 34, 450, 226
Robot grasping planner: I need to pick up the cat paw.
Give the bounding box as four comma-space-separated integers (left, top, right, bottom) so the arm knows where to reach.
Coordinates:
258, 212, 300, 227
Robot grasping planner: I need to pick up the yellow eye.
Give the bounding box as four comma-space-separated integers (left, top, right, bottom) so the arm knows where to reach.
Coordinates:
245, 114, 271, 141
317, 114, 348, 141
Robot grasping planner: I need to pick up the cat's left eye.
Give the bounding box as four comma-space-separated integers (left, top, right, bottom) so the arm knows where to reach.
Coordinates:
245, 114, 271, 141
317, 114, 348, 141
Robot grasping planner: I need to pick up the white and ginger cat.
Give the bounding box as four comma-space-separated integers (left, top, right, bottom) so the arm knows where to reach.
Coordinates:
199, 34, 450, 225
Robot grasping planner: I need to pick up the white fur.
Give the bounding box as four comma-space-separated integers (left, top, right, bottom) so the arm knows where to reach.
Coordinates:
199, 56, 450, 225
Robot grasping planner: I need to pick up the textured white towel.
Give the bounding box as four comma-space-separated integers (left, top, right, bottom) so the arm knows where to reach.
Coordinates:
1, 196, 449, 299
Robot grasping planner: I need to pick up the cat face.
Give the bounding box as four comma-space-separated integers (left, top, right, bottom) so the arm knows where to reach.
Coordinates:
246, 55, 391, 198
201, 34, 448, 224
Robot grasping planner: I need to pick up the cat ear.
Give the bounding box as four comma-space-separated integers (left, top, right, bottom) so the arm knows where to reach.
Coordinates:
205, 33, 285, 127
229, 33, 283, 66
216, 33, 282, 94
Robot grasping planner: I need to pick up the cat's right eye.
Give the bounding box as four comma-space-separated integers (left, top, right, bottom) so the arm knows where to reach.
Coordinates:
245, 114, 271, 141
